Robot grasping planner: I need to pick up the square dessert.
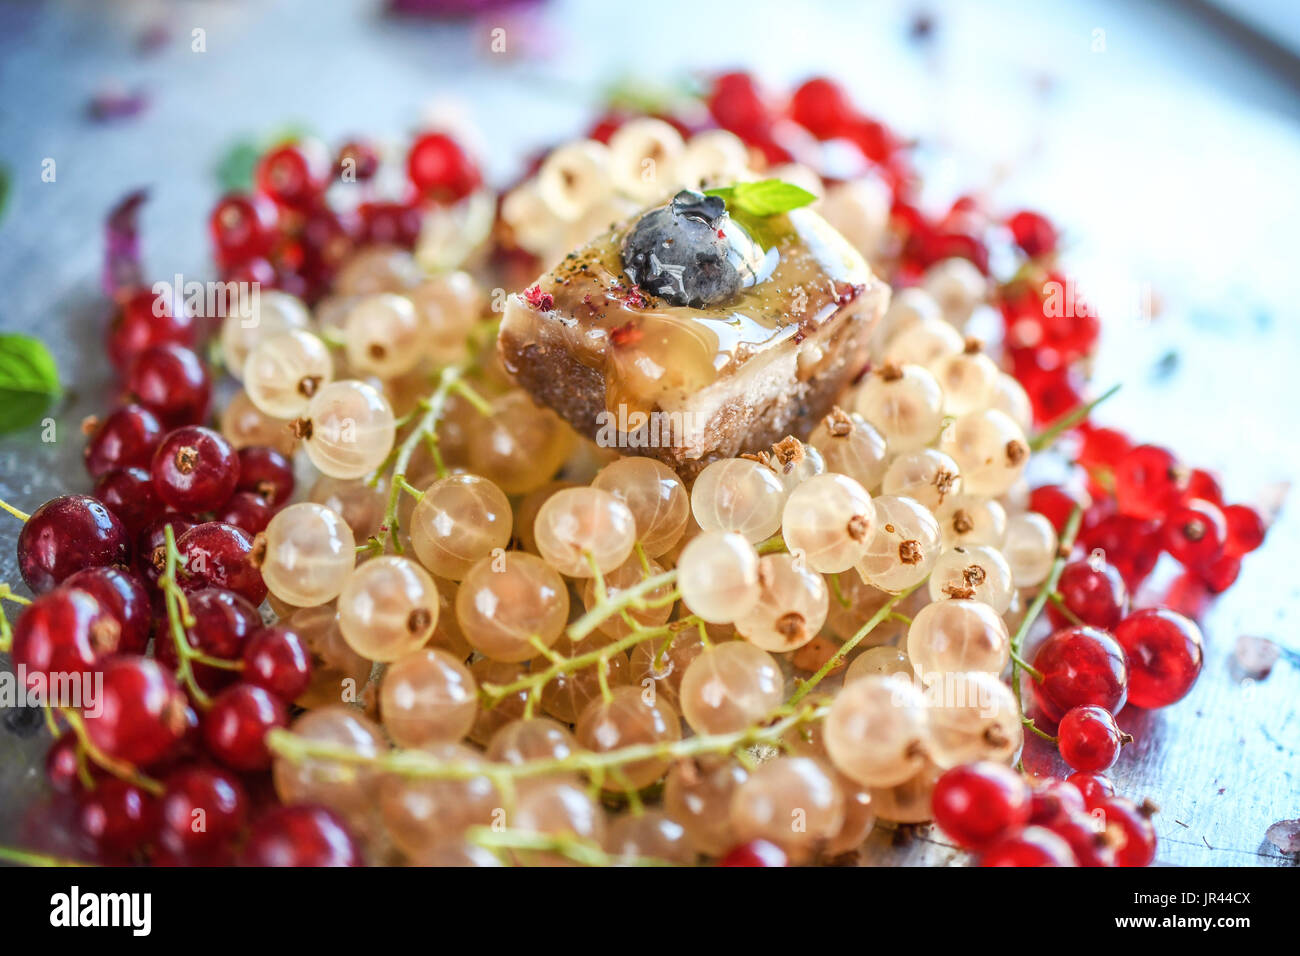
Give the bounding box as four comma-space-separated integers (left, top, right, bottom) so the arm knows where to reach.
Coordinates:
498, 189, 890, 477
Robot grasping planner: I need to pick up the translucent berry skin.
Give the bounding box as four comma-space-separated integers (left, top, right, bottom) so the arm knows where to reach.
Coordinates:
106, 287, 195, 373
94, 467, 163, 537
209, 192, 279, 264
1161, 499, 1226, 569
979, 825, 1077, 866
84, 656, 191, 768
931, 762, 1032, 850
77, 778, 158, 855
1096, 797, 1157, 866
1057, 705, 1126, 772
84, 404, 163, 477
126, 343, 211, 428
136, 515, 196, 589
1028, 778, 1086, 825
202, 683, 288, 771
10, 588, 118, 690
243, 804, 363, 867
63, 566, 152, 654
151, 425, 240, 513
1221, 504, 1265, 557
242, 626, 313, 701
1045, 810, 1117, 867
46, 732, 87, 794
1113, 444, 1186, 520
1006, 210, 1058, 258
155, 587, 261, 693
407, 131, 481, 202
719, 839, 788, 867
1030, 626, 1129, 722
1067, 771, 1116, 809
158, 765, 248, 857
255, 142, 328, 209
235, 446, 295, 508
1047, 559, 1128, 631
176, 521, 268, 607
17, 494, 131, 594
1112, 608, 1204, 709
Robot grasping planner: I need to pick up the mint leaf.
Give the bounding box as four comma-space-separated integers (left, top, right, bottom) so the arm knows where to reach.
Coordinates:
0, 334, 61, 434
705, 179, 817, 218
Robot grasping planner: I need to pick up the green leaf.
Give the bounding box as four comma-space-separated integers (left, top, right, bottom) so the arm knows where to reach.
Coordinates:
705, 179, 818, 218
214, 124, 314, 193
0, 334, 61, 434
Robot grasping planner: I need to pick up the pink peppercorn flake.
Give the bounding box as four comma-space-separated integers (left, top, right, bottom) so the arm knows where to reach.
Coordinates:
524, 285, 554, 310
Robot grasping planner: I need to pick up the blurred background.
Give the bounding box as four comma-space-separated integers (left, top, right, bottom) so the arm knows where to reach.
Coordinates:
0, 0, 1296, 865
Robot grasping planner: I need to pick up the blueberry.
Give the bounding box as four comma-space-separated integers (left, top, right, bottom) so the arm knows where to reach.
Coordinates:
620, 189, 767, 308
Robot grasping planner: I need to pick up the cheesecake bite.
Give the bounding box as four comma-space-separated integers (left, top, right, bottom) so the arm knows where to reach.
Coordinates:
498, 188, 891, 477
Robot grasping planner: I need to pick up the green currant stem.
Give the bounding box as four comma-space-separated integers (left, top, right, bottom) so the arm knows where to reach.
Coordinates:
568, 568, 678, 642
786, 580, 924, 707
1008, 648, 1043, 683
1021, 716, 1058, 744
1009, 505, 1084, 712
465, 827, 675, 867
1047, 591, 1084, 627
59, 707, 164, 796
828, 572, 852, 609
159, 524, 232, 709
0, 497, 31, 522
0, 582, 31, 650
268, 702, 828, 782
0, 845, 95, 868
1028, 383, 1121, 452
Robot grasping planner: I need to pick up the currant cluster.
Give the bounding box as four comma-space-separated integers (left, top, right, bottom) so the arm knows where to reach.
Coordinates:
210, 129, 481, 304
0, 73, 1269, 869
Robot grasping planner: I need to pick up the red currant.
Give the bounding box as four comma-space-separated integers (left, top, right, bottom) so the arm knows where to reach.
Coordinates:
707, 72, 770, 138
932, 762, 1032, 849
1198, 552, 1241, 593
1077, 513, 1161, 591
242, 805, 363, 867
335, 139, 380, 182
64, 565, 152, 654
17, 494, 131, 594
1048, 558, 1128, 630
209, 192, 279, 265
255, 141, 329, 209
788, 76, 853, 137
235, 445, 295, 507
979, 826, 1077, 866
1221, 503, 1265, 557
126, 343, 211, 428
94, 466, 163, 537
406, 132, 481, 203
176, 521, 267, 606
1006, 210, 1058, 258
202, 683, 287, 771
242, 626, 312, 701
1096, 796, 1157, 867
1030, 625, 1129, 722
46, 732, 89, 794
1181, 468, 1223, 505
1028, 778, 1086, 825
719, 839, 788, 867
151, 425, 240, 514
1161, 498, 1226, 569
1066, 771, 1116, 808
158, 765, 248, 857
1044, 809, 1117, 867
1057, 705, 1128, 772
105, 286, 195, 373
216, 490, 274, 535
84, 656, 191, 767
136, 515, 196, 589
1114, 444, 1187, 519
357, 200, 423, 249
155, 587, 262, 693
1076, 423, 1132, 472
83, 404, 163, 478
77, 777, 158, 855
10, 588, 117, 691
1113, 608, 1203, 709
